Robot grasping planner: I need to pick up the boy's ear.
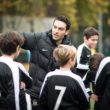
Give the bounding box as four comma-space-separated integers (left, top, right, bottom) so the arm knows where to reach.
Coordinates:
83, 36, 88, 41
16, 45, 20, 51
68, 58, 72, 64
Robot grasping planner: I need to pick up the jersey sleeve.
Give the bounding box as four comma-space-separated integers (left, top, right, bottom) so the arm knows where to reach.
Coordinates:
83, 70, 94, 95
94, 62, 110, 110
73, 79, 89, 110
77, 45, 90, 70
39, 79, 48, 110
0, 63, 15, 108
95, 63, 110, 95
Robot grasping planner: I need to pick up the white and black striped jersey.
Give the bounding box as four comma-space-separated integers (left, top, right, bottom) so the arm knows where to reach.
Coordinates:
76, 43, 91, 70
82, 70, 95, 95
0, 56, 32, 110
39, 69, 89, 110
94, 57, 110, 110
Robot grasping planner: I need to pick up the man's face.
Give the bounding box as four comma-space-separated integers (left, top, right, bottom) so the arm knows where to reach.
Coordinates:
84, 35, 99, 49
52, 20, 68, 41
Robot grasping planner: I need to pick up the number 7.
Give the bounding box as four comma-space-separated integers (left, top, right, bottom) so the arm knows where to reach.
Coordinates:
53, 86, 66, 110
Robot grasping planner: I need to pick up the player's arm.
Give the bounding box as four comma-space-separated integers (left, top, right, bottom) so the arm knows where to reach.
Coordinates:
74, 78, 89, 110
39, 79, 48, 110
95, 62, 109, 94
0, 65, 15, 107
21, 32, 42, 50
77, 46, 89, 70
83, 70, 93, 96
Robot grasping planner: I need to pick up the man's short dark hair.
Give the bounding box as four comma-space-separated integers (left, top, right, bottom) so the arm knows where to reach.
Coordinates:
83, 27, 99, 39
54, 15, 71, 30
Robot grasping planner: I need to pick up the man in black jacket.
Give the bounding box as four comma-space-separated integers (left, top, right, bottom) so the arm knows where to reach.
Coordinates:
22, 15, 72, 110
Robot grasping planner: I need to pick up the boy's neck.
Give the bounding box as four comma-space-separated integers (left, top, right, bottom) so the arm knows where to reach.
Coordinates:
56, 39, 63, 46
2, 54, 15, 60
60, 66, 71, 71
84, 43, 90, 49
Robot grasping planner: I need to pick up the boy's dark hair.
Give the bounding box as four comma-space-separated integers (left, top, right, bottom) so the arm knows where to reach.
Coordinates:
89, 53, 104, 72
0, 31, 24, 55
83, 27, 99, 39
54, 15, 71, 30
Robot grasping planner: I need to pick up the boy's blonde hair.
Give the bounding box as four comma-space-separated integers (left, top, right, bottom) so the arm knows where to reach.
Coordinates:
53, 44, 76, 66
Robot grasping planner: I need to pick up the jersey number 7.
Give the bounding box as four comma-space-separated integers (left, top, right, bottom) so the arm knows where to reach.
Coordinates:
53, 85, 66, 110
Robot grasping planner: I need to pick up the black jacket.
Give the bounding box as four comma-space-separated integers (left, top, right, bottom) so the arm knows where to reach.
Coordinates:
22, 30, 71, 99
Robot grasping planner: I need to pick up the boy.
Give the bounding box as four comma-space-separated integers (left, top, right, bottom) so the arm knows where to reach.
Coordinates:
94, 57, 110, 110
83, 53, 104, 100
39, 44, 89, 110
76, 27, 99, 78
0, 31, 32, 110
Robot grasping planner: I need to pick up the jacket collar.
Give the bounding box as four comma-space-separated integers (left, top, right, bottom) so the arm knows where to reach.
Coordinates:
47, 30, 71, 46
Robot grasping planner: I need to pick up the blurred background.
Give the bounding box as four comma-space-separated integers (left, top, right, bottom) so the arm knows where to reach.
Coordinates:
0, 1, 110, 109
0, 0, 110, 62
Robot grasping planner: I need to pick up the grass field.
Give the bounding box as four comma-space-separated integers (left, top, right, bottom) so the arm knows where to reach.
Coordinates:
90, 99, 94, 110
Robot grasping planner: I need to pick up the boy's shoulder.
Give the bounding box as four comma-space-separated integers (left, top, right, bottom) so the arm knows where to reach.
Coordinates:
77, 43, 84, 48
77, 43, 89, 50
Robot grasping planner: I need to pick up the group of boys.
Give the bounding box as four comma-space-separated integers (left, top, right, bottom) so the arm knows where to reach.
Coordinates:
0, 15, 109, 110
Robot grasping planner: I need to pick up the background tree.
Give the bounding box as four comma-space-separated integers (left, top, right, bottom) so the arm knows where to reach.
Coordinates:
0, 0, 109, 31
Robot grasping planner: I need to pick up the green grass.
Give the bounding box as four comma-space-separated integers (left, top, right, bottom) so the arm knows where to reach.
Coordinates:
90, 83, 95, 110
90, 99, 94, 110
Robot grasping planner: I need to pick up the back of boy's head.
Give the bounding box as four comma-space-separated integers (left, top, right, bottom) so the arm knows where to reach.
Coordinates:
89, 53, 104, 72
83, 27, 99, 39
0, 31, 24, 55
53, 44, 76, 66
